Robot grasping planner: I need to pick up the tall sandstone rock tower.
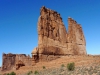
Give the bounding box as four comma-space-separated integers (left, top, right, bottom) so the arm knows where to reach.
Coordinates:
33, 6, 87, 58
68, 18, 86, 55
37, 6, 68, 55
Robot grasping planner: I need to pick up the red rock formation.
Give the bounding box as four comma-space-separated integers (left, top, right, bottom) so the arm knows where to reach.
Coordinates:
37, 6, 68, 55
32, 6, 87, 59
16, 60, 25, 70
2, 53, 16, 71
67, 18, 86, 55
2, 53, 33, 71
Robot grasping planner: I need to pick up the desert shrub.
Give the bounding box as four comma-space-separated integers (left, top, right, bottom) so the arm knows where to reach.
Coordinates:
43, 66, 46, 69
6, 73, 10, 75
67, 62, 75, 71
27, 71, 33, 75
29, 71, 33, 73
27, 72, 30, 75
9, 72, 16, 75
34, 70, 39, 75
61, 64, 65, 67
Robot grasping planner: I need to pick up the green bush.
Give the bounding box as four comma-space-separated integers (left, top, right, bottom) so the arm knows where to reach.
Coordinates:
27, 72, 30, 75
6, 73, 10, 75
61, 64, 65, 67
27, 71, 33, 75
6, 72, 16, 75
34, 70, 39, 75
67, 62, 75, 71
43, 66, 46, 69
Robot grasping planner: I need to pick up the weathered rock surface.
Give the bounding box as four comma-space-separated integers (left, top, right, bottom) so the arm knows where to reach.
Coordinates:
2, 53, 33, 71
32, 6, 87, 57
37, 6, 68, 55
67, 18, 86, 55
16, 60, 25, 70
2, 53, 16, 71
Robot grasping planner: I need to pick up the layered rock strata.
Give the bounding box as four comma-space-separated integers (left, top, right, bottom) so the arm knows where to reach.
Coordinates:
37, 6, 68, 55
2, 53, 33, 71
32, 6, 87, 59
67, 18, 86, 55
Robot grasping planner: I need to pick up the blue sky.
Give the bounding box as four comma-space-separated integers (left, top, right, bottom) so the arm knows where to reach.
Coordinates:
0, 0, 100, 67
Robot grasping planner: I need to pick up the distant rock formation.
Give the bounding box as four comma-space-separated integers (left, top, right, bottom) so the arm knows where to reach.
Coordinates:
2, 53, 33, 71
32, 6, 87, 59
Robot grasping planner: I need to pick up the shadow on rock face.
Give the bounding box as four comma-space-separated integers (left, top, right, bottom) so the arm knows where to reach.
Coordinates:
16, 60, 25, 70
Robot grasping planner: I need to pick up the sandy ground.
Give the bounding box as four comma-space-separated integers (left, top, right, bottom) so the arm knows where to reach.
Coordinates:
0, 55, 100, 75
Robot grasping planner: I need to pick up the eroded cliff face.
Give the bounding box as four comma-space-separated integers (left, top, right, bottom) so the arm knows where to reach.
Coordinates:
33, 6, 87, 56
37, 6, 68, 55
2, 53, 33, 71
67, 18, 86, 55
2, 53, 16, 71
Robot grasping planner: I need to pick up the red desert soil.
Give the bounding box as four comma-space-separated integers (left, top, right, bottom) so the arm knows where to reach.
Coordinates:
1, 55, 100, 74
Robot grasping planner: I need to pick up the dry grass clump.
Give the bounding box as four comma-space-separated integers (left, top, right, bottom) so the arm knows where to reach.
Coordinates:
42, 66, 46, 69
67, 62, 75, 71
5, 72, 16, 75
